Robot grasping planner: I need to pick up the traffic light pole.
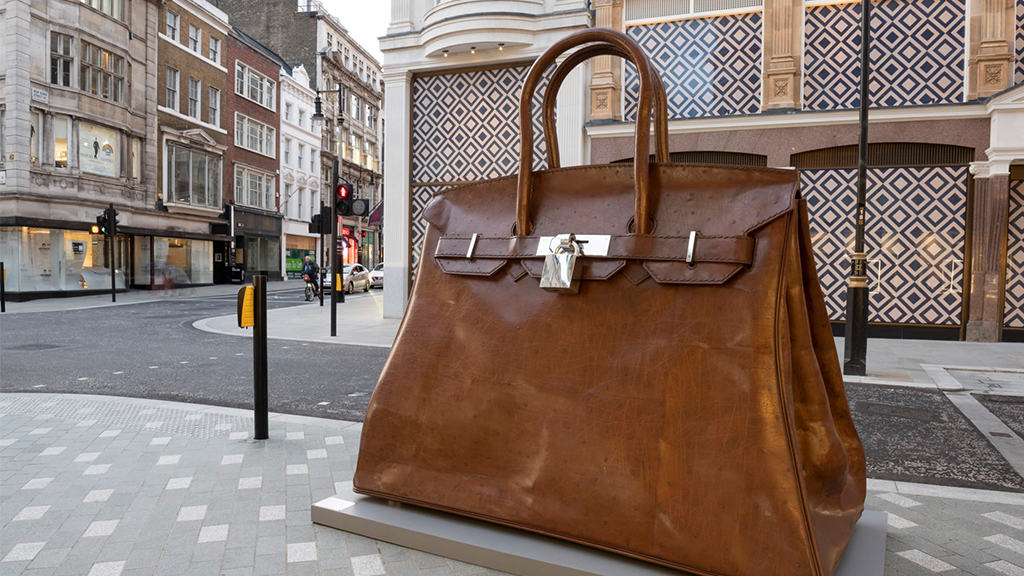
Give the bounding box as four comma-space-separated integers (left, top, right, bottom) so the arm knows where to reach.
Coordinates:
319, 202, 325, 307
108, 204, 117, 303
331, 161, 339, 337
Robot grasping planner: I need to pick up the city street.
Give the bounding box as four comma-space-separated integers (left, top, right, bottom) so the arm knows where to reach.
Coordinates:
0, 288, 389, 423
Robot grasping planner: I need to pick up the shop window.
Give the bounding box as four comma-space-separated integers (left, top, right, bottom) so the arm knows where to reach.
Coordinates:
166, 67, 179, 111
50, 33, 74, 88
53, 116, 69, 168
167, 142, 222, 209
80, 42, 125, 103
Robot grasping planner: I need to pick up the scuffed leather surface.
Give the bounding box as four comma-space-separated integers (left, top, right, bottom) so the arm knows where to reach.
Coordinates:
354, 162, 866, 576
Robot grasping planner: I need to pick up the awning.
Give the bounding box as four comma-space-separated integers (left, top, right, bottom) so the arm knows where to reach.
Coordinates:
368, 200, 383, 227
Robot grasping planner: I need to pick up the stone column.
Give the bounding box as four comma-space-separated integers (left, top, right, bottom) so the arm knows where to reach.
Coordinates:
968, 0, 1015, 99
966, 161, 1011, 341
589, 0, 624, 122
3, 0, 32, 193
556, 64, 589, 166
382, 69, 412, 319
763, 0, 802, 110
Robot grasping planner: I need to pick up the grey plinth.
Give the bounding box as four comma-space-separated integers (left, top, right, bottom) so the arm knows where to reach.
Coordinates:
312, 486, 886, 576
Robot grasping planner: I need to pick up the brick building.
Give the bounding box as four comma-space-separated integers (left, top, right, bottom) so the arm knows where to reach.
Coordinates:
155, 0, 230, 287
223, 27, 284, 279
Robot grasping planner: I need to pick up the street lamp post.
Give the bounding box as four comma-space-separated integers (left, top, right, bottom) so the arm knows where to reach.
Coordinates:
313, 83, 346, 337
843, 0, 871, 376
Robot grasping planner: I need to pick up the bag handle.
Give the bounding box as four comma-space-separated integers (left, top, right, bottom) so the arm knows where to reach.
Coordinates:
517, 29, 664, 236
542, 44, 669, 168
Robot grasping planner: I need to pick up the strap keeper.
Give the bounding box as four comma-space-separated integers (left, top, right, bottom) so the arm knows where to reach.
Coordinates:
686, 231, 697, 265
466, 233, 479, 259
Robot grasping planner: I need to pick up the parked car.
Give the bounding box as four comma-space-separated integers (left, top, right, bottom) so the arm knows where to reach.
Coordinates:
342, 264, 371, 294
370, 263, 383, 288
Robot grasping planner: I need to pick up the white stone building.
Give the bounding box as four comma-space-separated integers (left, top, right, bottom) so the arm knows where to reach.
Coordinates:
278, 64, 322, 280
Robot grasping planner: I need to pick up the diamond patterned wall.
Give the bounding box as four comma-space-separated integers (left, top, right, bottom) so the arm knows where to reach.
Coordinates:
803, 0, 965, 111
1005, 180, 1024, 328
623, 12, 762, 121
801, 166, 968, 325
410, 66, 550, 272
1016, 0, 1024, 85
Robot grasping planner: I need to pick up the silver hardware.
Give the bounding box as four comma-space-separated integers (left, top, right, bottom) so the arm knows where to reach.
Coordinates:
540, 234, 582, 293
536, 234, 611, 257
466, 233, 479, 259
686, 231, 697, 265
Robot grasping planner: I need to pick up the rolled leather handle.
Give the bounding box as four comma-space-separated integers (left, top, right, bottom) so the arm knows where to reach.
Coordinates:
518, 29, 661, 236
543, 44, 669, 168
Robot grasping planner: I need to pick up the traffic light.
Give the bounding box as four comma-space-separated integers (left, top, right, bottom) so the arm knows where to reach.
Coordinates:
336, 181, 353, 215
360, 230, 367, 239
94, 205, 119, 237
94, 212, 109, 235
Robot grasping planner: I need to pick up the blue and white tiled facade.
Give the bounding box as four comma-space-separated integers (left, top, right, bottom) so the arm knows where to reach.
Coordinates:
623, 12, 762, 121
1016, 0, 1024, 85
802, 166, 968, 326
1006, 180, 1024, 329
803, 0, 965, 110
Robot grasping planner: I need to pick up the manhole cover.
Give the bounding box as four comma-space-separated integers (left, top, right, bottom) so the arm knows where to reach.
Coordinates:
858, 401, 937, 422
4, 343, 64, 351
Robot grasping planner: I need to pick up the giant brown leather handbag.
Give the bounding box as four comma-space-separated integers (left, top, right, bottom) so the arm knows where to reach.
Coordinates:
354, 29, 866, 576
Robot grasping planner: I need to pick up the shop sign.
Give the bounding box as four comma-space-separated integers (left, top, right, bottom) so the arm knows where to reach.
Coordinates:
80, 122, 120, 178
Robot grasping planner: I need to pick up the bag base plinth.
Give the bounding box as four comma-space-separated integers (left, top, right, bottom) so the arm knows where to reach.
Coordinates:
312, 487, 887, 576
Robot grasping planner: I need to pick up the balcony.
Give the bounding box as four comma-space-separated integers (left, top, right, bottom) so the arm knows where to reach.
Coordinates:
424, 0, 544, 27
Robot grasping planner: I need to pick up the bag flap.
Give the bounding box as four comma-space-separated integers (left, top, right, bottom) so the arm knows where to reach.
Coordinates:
423, 163, 796, 284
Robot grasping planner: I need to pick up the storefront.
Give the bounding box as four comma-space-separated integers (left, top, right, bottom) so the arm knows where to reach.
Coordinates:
132, 236, 215, 288
284, 234, 317, 280
233, 206, 283, 279
0, 226, 128, 295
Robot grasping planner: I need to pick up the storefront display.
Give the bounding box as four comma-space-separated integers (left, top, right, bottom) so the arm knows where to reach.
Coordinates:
79, 122, 119, 178
0, 227, 126, 292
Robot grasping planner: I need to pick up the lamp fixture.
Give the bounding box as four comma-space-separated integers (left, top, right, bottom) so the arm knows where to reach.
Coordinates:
498, 43, 504, 51
470, 46, 476, 54
443, 49, 449, 58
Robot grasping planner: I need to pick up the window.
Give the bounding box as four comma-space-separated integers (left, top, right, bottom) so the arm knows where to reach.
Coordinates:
234, 166, 275, 210
235, 62, 275, 110
30, 111, 41, 165
80, 42, 125, 103
234, 113, 276, 157
310, 152, 316, 173
81, 0, 122, 21
53, 117, 69, 168
284, 138, 291, 164
50, 33, 74, 87
350, 94, 360, 120
327, 32, 334, 50
188, 25, 201, 52
188, 77, 200, 118
297, 144, 304, 169
166, 10, 179, 40
130, 137, 141, 181
165, 67, 179, 111
208, 87, 220, 126
365, 104, 373, 127
0, 109, 5, 166
298, 187, 305, 220
285, 103, 293, 122
298, 110, 306, 128
209, 37, 221, 64
167, 143, 222, 208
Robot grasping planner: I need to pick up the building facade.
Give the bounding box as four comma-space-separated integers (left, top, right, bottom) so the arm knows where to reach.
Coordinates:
155, 0, 230, 288
209, 0, 384, 270
379, 0, 1024, 343
223, 27, 284, 280
279, 65, 322, 280
0, 0, 174, 297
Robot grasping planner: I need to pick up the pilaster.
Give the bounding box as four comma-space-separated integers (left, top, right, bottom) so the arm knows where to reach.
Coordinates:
589, 0, 624, 122
968, 0, 1015, 99
966, 160, 1011, 341
382, 70, 412, 319
763, 0, 802, 110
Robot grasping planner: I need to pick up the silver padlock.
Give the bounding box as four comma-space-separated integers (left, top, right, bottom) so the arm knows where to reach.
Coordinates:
540, 235, 581, 293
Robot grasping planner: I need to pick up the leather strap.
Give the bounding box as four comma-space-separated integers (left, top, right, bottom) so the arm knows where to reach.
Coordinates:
543, 44, 669, 167
518, 29, 664, 236
434, 235, 754, 265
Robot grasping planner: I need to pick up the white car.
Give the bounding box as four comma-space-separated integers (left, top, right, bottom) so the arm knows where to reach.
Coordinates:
342, 264, 372, 294
370, 263, 383, 288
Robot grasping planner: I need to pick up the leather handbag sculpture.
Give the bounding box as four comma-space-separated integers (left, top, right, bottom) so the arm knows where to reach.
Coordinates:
354, 29, 866, 576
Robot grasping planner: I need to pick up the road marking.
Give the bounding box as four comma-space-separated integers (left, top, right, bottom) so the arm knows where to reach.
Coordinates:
877, 493, 922, 508
347, 392, 365, 397
986, 560, 1024, 576
887, 514, 918, 529
112, 371, 124, 375
179, 361, 189, 364
149, 366, 159, 369
986, 534, 1024, 556
209, 357, 217, 360
282, 346, 290, 349
896, 549, 956, 572
235, 353, 244, 356
32, 385, 45, 388
984, 512, 1024, 530
77, 377, 89, 381
317, 402, 330, 406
